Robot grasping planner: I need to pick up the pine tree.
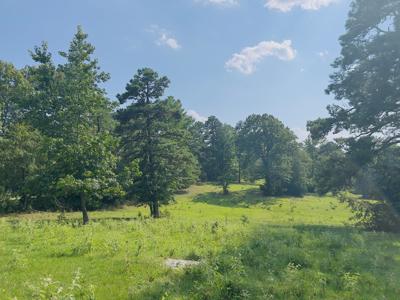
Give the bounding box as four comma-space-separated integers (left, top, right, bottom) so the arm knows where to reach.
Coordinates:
25, 26, 122, 224
116, 68, 199, 218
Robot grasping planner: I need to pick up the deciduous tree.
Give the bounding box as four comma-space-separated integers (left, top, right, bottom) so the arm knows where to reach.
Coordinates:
237, 114, 305, 196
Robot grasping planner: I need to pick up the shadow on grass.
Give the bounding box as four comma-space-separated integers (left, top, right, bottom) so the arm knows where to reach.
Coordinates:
192, 188, 279, 208
131, 223, 400, 300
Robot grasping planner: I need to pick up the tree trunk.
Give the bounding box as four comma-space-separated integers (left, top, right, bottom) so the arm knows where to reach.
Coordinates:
22, 196, 28, 211
149, 202, 154, 216
153, 201, 160, 218
21, 169, 28, 211
150, 197, 160, 218
223, 182, 229, 195
80, 194, 89, 225
238, 161, 241, 184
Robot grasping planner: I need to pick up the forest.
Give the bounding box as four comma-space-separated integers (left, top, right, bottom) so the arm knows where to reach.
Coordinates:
1, 0, 400, 299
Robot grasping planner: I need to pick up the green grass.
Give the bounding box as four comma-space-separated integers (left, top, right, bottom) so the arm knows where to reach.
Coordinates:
1, 184, 400, 299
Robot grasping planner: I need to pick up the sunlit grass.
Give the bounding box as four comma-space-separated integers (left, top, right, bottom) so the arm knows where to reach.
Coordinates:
0, 184, 399, 299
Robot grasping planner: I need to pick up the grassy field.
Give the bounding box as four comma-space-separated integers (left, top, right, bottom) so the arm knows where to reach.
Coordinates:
1, 184, 400, 299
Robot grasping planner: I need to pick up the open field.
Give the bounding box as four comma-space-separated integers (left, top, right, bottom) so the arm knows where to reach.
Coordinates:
1, 184, 400, 299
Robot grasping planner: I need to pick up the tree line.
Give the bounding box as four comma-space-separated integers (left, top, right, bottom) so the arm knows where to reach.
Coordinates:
1, 0, 400, 229
0, 26, 321, 223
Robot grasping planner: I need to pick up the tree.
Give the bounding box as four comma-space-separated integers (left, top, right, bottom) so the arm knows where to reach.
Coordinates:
306, 0, 400, 223
287, 147, 310, 196
53, 27, 121, 224
302, 138, 355, 195
235, 122, 246, 184
0, 124, 44, 211
54, 132, 124, 224
0, 61, 31, 135
116, 68, 199, 218
57, 27, 114, 138
202, 116, 221, 181
312, 142, 354, 195
20, 27, 122, 223
22, 42, 71, 138
237, 114, 305, 196
371, 146, 400, 212
343, 146, 400, 231
236, 120, 264, 183
303, 138, 319, 193
308, 0, 400, 151
217, 124, 237, 194
187, 120, 208, 181
202, 116, 237, 194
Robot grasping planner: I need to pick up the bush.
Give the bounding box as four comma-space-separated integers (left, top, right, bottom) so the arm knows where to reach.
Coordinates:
0, 189, 21, 214
339, 193, 400, 232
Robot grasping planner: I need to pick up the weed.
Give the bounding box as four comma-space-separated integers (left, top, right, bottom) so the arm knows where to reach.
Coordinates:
29, 269, 95, 300
240, 215, 249, 225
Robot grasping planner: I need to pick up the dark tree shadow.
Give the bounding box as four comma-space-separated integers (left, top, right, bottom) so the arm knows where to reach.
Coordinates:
192, 188, 279, 208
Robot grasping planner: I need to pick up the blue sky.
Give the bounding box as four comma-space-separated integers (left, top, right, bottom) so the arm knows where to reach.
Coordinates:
0, 0, 351, 139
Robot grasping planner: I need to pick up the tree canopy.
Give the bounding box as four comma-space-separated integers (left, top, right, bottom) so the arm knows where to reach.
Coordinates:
116, 68, 199, 218
237, 114, 306, 196
308, 0, 400, 151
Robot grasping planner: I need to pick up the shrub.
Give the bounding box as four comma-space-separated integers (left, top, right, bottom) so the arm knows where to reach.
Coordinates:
29, 269, 95, 300
339, 193, 400, 232
0, 189, 20, 214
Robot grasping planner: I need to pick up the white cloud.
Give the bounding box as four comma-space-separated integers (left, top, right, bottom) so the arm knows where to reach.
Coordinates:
157, 33, 181, 50
317, 50, 329, 58
265, 0, 337, 12
149, 25, 181, 50
225, 40, 296, 75
187, 110, 208, 122
196, 0, 239, 7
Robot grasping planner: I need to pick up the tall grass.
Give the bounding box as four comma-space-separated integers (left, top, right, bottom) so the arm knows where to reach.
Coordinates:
0, 184, 399, 299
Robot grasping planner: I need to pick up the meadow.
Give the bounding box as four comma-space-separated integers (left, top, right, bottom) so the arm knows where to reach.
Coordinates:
1, 184, 400, 299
